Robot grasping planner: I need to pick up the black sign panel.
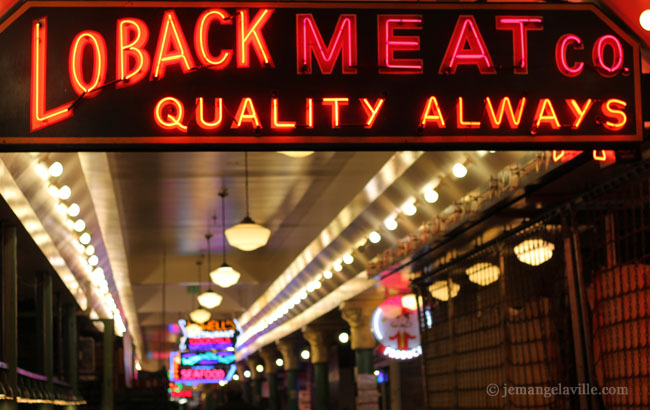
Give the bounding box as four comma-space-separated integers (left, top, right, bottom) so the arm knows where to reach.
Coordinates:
0, 2, 642, 149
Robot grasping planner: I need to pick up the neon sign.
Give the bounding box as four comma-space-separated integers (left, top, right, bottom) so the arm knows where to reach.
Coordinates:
0, 2, 641, 147
371, 294, 422, 361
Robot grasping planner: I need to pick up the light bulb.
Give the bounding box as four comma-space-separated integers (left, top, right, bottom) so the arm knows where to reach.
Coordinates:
402, 200, 417, 216
47, 184, 59, 198
56, 202, 68, 216
424, 188, 439, 204
452, 163, 468, 178
338, 332, 349, 344
85, 245, 95, 256
300, 350, 310, 360
48, 162, 63, 177
343, 253, 354, 264
243, 370, 251, 378
58, 185, 71, 200
233, 374, 240, 381
79, 232, 91, 245
74, 242, 85, 253
369, 231, 381, 244
35, 163, 49, 180
641, 9, 650, 31
275, 358, 284, 367
323, 270, 333, 279
68, 203, 80, 217
333, 260, 343, 272
384, 217, 398, 231
256, 364, 264, 373
74, 219, 86, 232
88, 255, 99, 266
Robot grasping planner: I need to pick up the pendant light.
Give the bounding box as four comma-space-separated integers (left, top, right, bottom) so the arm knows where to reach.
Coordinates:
225, 152, 271, 251
198, 233, 224, 308
189, 260, 211, 326
211, 189, 242, 288
197, 252, 223, 309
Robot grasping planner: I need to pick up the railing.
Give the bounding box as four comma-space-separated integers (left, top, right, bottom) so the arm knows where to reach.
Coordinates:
0, 361, 85, 406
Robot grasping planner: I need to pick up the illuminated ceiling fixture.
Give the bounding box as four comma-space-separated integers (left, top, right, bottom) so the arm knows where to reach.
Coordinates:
225, 152, 271, 251
186, 322, 203, 337
256, 364, 264, 373
402, 198, 417, 216
48, 161, 63, 177
369, 231, 381, 244
384, 216, 398, 231
189, 307, 211, 324
465, 262, 501, 286
423, 187, 439, 204
513, 238, 555, 266
275, 358, 284, 367
211, 190, 242, 288
452, 163, 468, 178
300, 349, 310, 360
641, 9, 650, 31
277, 151, 314, 158
197, 257, 222, 310
428, 280, 460, 301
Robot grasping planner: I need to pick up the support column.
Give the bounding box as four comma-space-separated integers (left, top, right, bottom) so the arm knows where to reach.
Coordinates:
63, 305, 79, 410
259, 346, 280, 410
1, 226, 17, 410
302, 326, 329, 410
37, 272, 54, 410
101, 319, 114, 410
246, 356, 262, 407
276, 340, 299, 410
237, 364, 252, 403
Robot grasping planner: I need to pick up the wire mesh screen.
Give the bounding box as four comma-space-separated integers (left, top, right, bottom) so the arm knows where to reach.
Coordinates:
415, 222, 575, 409
577, 174, 650, 409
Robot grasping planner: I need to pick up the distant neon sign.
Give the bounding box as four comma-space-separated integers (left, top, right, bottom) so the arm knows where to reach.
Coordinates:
0, 2, 640, 147
372, 294, 422, 361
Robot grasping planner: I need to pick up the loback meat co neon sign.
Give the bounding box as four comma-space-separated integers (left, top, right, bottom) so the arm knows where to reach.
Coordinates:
0, 2, 642, 148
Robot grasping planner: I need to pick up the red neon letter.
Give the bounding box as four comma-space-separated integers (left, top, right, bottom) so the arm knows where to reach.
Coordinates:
116, 18, 151, 87
271, 98, 296, 129
360, 98, 385, 128
420, 97, 446, 128
68, 31, 107, 97
439, 16, 495, 75
232, 97, 261, 128
196, 97, 223, 130
555, 34, 584, 77
485, 97, 526, 128
495, 16, 542, 74
322, 98, 349, 127
194, 9, 233, 70
297, 14, 357, 75
306, 98, 314, 128
154, 96, 187, 132
457, 97, 480, 129
566, 99, 593, 129
237, 9, 274, 68
31, 18, 73, 131
533, 98, 561, 129
151, 10, 196, 79
601, 98, 627, 131
593, 35, 623, 77
377, 15, 422, 74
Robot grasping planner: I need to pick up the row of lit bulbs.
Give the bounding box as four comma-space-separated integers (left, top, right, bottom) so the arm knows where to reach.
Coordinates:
239, 158, 478, 345
35, 160, 126, 336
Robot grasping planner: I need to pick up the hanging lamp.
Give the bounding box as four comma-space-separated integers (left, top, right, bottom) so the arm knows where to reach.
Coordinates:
211, 190, 242, 288
189, 260, 211, 328
225, 152, 271, 251
197, 252, 223, 309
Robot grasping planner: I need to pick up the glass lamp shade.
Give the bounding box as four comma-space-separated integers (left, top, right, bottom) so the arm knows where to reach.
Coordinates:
186, 322, 203, 337
428, 280, 460, 301
189, 308, 211, 324
225, 216, 271, 251
465, 262, 501, 286
197, 290, 223, 309
277, 151, 314, 158
210, 264, 241, 288
514, 238, 555, 266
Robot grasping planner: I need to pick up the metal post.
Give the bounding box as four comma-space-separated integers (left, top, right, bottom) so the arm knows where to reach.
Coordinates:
1, 226, 17, 410
64, 304, 78, 408
499, 249, 511, 410
252, 378, 262, 407
313, 362, 328, 410
267, 372, 279, 410
37, 271, 54, 410
355, 349, 374, 374
101, 318, 114, 410
286, 369, 299, 410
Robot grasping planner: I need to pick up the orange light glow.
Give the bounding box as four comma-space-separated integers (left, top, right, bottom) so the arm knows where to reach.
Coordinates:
377, 15, 422, 74
593, 35, 624, 77
439, 16, 495, 75
495, 16, 543, 74
322, 97, 349, 127
194, 9, 232, 70
552, 150, 565, 162
485, 97, 525, 128
420, 97, 446, 128
151, 10, 196, 80
196, 97, 223, 130
297, 14, 357, 74
271, 98, 296, 128
566, 99, 593, 129
592, 150, 615, 162
237, 9, 274, 68
232, 97, 261, 128
31, 18, 73, 132
533, 98, 561, 129
555, 34, 584, 77
117, 18, 151, 87
306, 98, 314, 128
68, 30, 107, 96
456, 97, 480, 128
360, 98, 385, 127
601, 98, 627, 131
552, 150, 583, 163
154, 96, 187, 132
